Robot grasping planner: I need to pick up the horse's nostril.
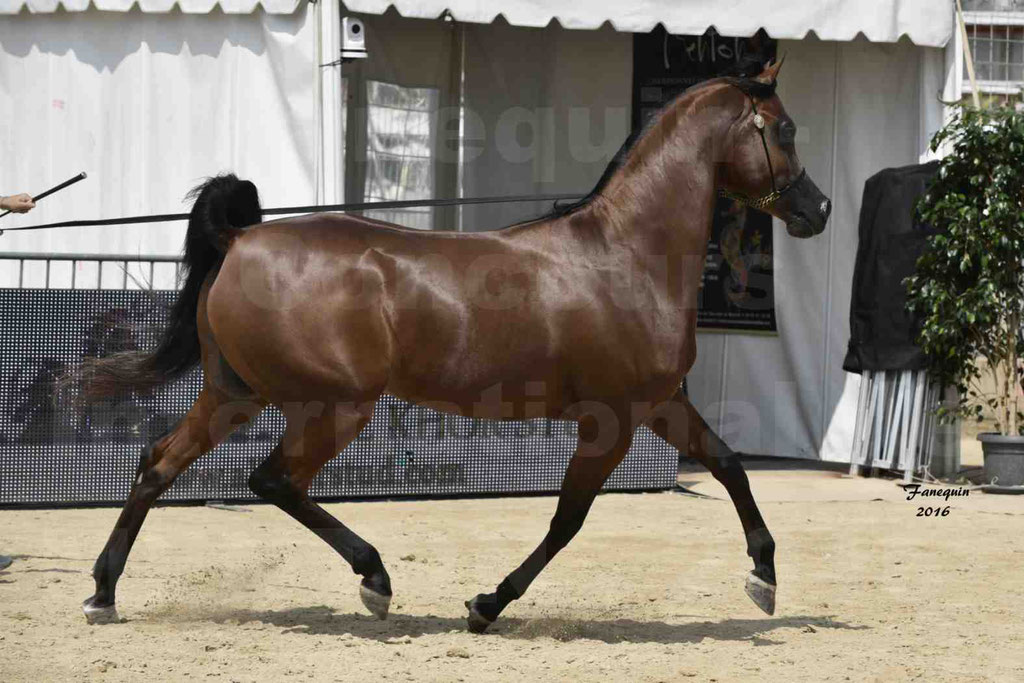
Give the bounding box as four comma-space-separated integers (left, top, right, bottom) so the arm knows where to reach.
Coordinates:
820, 199, 832, 218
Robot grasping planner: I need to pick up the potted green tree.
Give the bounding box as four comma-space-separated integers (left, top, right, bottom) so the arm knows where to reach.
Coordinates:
906, 103, 1024, 489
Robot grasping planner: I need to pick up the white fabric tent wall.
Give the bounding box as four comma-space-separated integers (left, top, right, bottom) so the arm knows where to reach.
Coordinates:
0, 6, 316, 286
686, 37, 947, 460
459, 19, 632, 231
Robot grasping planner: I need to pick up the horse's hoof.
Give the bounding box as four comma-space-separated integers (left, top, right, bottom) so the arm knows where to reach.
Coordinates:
359, 583, 391, 620
744, 572, 776, 616
464, 597, 494, 634
82, 598, 121, 625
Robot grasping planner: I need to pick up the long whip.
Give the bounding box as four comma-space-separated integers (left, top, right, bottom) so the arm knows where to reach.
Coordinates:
0, 172, 88, 219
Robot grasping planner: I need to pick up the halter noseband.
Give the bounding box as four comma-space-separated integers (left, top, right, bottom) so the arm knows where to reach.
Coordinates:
718, 87, 805, 210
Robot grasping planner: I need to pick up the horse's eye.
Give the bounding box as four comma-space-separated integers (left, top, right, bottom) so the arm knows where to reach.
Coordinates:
779, 122, 796, 145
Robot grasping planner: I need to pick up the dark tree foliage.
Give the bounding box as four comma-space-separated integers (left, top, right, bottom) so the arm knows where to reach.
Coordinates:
906, 104, 1024, 434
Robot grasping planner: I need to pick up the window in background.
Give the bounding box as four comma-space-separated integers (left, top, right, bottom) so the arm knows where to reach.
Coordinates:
962, 12, 1024, 106
362, 80, 439, 230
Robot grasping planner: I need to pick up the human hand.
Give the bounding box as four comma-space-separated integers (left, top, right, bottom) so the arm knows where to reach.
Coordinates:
1, 193, 36, 213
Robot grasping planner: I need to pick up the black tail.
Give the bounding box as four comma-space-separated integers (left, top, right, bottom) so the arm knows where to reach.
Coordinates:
66, 174, 262, 402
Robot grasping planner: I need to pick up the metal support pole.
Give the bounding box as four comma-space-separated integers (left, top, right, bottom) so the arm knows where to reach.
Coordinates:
850, 372, 871, 476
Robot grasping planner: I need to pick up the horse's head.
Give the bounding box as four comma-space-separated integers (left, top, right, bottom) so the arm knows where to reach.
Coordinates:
717, 60, 831, 238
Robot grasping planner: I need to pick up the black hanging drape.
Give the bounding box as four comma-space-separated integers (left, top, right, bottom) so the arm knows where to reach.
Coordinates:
842, 161, 940, 374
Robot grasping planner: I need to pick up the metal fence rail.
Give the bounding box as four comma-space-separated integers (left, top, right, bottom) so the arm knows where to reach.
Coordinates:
0, 252, 182, 290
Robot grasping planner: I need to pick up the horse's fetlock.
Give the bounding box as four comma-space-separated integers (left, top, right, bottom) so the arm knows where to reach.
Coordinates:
746, 527, 776, 564
352, 545, 383, 576
91, 553, 108, 581
496, 578, 522, 603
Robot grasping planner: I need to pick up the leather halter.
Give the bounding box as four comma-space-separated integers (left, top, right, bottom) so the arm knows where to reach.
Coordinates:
718, 88, 805, 210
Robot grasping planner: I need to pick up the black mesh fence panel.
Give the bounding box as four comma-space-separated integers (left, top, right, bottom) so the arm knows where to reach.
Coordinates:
0, 289, 678, 505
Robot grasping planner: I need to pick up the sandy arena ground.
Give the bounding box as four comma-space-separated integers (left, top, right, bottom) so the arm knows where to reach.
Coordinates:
1, 469, 1022, 682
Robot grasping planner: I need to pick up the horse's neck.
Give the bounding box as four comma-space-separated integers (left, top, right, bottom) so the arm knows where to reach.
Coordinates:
594, 90, 725, 261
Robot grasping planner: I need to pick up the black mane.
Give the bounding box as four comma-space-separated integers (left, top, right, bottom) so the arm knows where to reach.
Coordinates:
721, 75, 777, 100
542, 68, 776, 221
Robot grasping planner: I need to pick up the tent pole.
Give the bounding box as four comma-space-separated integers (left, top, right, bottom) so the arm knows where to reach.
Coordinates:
955, 0, 981, 109
850, 373, 871, 476
318, 0, 345, 205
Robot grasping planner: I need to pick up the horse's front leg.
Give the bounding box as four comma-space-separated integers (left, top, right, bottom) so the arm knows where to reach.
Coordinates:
647, 388, 777, 615
465, 409, 635, 633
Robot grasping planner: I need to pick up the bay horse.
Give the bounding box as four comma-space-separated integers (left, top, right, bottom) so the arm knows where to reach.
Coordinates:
73, 60, 830, 632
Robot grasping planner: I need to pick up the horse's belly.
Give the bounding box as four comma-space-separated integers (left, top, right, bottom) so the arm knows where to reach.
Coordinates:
384, 336, 572, 420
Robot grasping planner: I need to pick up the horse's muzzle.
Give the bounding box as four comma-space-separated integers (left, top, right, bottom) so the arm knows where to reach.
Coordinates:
779, 171, 830, 238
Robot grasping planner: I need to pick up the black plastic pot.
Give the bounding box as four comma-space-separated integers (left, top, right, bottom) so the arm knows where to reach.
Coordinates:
978, 433, 1024, 489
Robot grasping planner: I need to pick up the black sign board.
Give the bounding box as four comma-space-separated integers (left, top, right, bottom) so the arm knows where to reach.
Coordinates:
633, 27, 779, 333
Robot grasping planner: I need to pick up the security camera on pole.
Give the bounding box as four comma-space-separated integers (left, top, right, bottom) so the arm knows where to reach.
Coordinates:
340, 18, 367, 62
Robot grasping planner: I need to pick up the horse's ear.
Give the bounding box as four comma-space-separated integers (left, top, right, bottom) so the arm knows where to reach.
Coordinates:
757, 56, 785, 84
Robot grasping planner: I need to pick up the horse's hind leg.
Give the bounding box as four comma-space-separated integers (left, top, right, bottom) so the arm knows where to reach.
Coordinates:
647, 388, 777, 615
465, 410, 635, 633
247, 402, 392, 619
82, 386, 262, 624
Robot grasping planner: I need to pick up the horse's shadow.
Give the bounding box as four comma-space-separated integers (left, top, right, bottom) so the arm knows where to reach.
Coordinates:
194, 606, 868, 646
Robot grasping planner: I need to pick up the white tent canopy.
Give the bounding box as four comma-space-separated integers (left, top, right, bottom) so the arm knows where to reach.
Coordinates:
0, 0, 953, 48
342, 0, 953, 46
0, 0, 300, 12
